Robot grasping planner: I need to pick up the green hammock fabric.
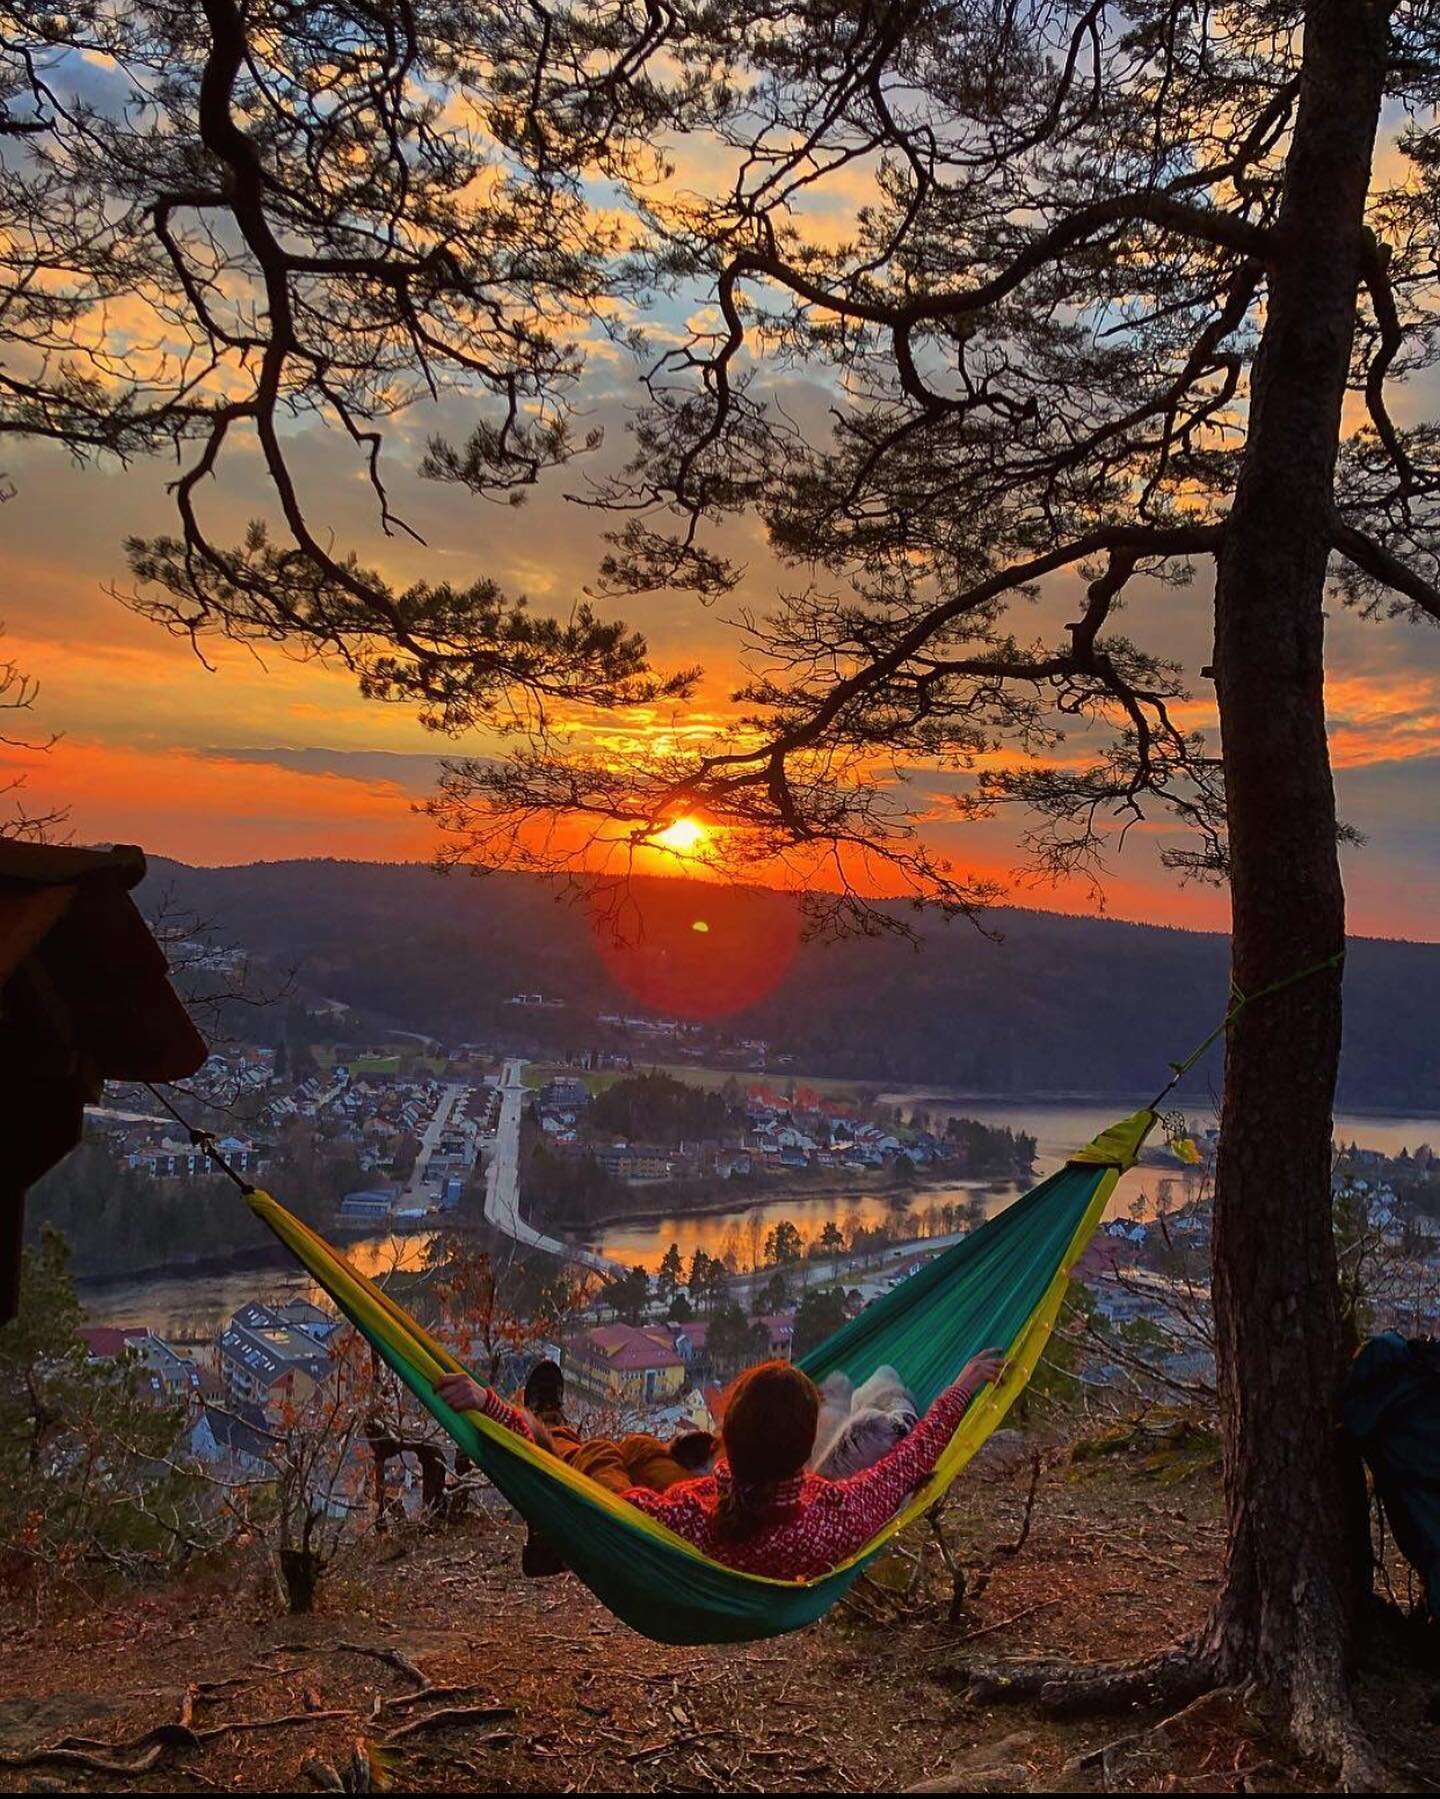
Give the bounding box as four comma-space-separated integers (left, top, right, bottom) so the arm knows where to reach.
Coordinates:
248, 1109, 1151, 1644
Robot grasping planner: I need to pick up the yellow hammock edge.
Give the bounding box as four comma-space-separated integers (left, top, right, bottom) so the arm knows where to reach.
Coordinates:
246, 1107, 1146, 1594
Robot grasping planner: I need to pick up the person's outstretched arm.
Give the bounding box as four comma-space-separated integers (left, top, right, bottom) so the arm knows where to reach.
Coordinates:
820, 1351, 1006, 1557
434, 1372, 538, 1445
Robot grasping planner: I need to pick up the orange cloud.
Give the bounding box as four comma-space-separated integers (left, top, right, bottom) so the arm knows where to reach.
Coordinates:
0, 739, 437, 865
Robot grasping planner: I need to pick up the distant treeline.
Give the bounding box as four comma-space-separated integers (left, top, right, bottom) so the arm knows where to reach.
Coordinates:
586, 1071, 740, 1144
27, 1138, 361, 1280
141, 858, 1440, 1108
937, 1116, 1037, 1175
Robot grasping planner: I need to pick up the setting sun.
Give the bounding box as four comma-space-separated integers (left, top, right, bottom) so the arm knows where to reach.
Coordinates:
652, 815, 709, 856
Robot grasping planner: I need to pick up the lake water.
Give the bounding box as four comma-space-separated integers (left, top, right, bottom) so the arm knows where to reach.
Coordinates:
81, 1234, 440, 1336
80, 1099, 1440, 1328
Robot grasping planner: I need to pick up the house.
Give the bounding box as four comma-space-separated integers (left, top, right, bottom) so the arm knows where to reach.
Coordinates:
79, 1324, 151, 1361
127, 1133, 266, 1180
272, 1297, 340, 1344
565, 1324, 687, 1405
881, 1251, 937, 1292
79, 1325, 201, 1404
185, 1404, 280, 1480
670, 1319, 709, 1367
137, 1335, 204, 1402
217, 1301, 331, 1415
685, 1381, 727, 1429
539, 1076, 590, 1111
340, 1186, 398, 1221
590, 1144, 674, 1181
751, 1314, 795, 1360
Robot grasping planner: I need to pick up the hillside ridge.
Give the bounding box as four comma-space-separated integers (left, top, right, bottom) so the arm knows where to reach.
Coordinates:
140, 857, 1440, 1108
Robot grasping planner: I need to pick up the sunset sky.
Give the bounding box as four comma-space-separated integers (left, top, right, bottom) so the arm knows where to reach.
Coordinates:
3, 76, 1439, 947
5, 345, 1440, 944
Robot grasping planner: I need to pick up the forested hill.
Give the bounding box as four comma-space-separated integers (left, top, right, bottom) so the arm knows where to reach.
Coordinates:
144, 857, 1440, 1109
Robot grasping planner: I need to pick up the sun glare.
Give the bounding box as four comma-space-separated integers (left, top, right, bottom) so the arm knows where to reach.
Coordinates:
652, 815, 709, 856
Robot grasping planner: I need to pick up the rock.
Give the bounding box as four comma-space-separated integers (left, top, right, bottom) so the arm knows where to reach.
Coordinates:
909, 1761, 1031, 1793
968, 1430, 1031, 1476
0, 1692, 133, 1748
907, 1733, 1040, 1793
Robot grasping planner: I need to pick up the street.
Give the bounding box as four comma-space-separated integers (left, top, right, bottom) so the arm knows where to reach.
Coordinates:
483, 1059, 621, 1275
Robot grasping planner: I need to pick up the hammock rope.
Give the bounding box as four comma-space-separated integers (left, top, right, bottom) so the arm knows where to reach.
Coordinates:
1146, 947, 1345, 1109
142, 964, 1339, 1644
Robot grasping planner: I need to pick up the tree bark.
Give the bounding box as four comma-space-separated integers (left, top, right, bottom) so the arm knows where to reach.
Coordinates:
1208, 0, 1390, 1757
277, 1546, 321, 1614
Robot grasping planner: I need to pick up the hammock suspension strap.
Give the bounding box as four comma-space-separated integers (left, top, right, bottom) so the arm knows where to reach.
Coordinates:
144, 1081, 256, 1195
1146, 947, 1346, 1110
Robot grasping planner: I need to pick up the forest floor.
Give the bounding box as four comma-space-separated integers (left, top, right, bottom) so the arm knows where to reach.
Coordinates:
1, 1443, 1436, 1795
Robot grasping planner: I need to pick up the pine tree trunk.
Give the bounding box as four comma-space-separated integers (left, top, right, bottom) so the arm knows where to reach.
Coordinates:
1208, 0, 1389, 1755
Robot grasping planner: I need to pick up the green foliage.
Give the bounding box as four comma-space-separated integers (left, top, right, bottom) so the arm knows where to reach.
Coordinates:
943, 1118, 1038, 1175
792, 1287, 849, 1360
27, 1133, 362, 1280
888, 1156, 919, 1193
814, 1221, 845, 1257
524, 1143, 618, 1228
601, 1264, 651, 1325
587, 1071, 739, 1147
764, 1219, 803, 1266
757, 1270, 789, 1313
657, 1242, 685, 1303
0, 1230, 201, 1581
707, 1304, 770, 1377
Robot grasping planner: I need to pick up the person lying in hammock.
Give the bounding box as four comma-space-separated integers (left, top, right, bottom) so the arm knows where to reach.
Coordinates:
435, 1349, 1003, 1580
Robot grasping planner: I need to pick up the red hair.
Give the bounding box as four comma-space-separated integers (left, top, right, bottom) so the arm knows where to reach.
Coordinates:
715, 1361, 820, 1541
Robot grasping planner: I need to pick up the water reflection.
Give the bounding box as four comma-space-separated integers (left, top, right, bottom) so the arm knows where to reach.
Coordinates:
80, 1100, 1438, 1330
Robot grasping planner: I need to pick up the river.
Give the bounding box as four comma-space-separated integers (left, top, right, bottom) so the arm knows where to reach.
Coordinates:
80, 1097, 1440, 1332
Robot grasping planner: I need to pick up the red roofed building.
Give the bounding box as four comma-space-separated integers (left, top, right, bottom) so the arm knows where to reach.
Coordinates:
79, 1325, 152, 1360
751, 1315, 795, 1360
1073, 1239, 1125, 1285
565, 1323, 687, 1406
78, 1325, 201, 1404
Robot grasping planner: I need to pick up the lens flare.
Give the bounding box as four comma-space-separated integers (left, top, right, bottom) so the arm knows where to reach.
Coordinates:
595, 883, 799, 1018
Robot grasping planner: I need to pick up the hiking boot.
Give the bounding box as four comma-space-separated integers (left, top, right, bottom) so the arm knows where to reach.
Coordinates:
523, 1358, 566, 1425
521, 1526, 567, 1579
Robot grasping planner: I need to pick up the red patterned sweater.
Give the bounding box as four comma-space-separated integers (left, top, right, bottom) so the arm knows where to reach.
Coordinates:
476, 1376, 981, 1578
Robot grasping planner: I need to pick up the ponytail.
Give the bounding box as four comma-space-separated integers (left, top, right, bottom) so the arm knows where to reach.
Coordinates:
714, 1475, 781, 1543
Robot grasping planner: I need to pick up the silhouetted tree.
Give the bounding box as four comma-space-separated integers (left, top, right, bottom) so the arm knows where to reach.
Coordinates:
792, 1287, 849, 1361
429, 3, 1440, 1761
764, 1219, 804, 1267
0, 2, 690, 750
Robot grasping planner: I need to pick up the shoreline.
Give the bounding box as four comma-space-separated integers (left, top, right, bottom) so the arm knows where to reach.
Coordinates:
72, 1222, 403, 1298
546, 1164, 1033, 1242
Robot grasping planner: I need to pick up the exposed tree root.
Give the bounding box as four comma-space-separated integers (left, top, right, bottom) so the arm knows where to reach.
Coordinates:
334, 1640, 429, 1689
379, 1702, 517, 1745
953, 1627, 1408, 1793
961, 1641, 1216, 1718
0, 1684, 355, 1781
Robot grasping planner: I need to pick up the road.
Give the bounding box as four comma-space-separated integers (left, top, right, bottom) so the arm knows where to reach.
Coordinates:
483, 1059, 622, 1275
404, 1081, 470, 1200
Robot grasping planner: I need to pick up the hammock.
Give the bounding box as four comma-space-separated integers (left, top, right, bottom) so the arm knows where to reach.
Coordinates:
246, 1107, 1154, 1644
